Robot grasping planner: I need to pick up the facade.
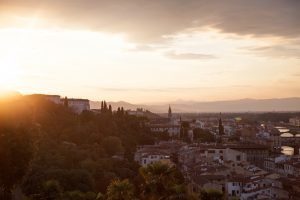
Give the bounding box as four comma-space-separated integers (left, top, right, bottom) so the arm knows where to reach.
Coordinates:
149, 124, 181, 137
230, 144, 269, 168
189, 175, 226, 194
199, 147, 247, 163
290, 117, 300, 127
66, 98, 90, 113
138, 153, 172, 167
30, 94, 91, 113
264, 155, 300, 177
226, 176, 289, 200
134, 141, 185, 167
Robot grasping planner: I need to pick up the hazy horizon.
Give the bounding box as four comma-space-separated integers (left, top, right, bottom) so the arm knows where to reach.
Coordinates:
1, 0, 300, 103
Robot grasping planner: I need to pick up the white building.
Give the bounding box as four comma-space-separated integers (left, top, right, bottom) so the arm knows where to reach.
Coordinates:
226, 176, 289, 200
264, 155, 300, 177
198, 146, 247, 163
67, 98, 90, 113
137, 152, 172, 167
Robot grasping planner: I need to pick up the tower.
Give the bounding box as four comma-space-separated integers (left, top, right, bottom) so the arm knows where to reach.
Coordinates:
168, 105, 172, 120
218, 112, 224, 135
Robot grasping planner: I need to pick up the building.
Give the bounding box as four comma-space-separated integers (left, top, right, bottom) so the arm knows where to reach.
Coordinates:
28, 94, 62, 104
138, 152, 172, 167
229, 144, 269, 168
28, 94, 91, 114
66, 98, 90, 113
149, 124, 181, 137
43, 95, 61, 104
226, 176, 289, 200
134, 141, 185, 166
264, 155, 300, 177
290, 117, 300, 127
189, 175, 226, 194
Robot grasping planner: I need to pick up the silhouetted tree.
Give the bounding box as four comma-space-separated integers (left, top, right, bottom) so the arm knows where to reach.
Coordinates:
106, 179, 134, 200
0, 127, 34, 199
200, 189, 223, 200
104, 101, 108, 112
40, 180, 63, 200
139, 162, 185, 199
109, 105, 113, 114
64, 96, 69, 107
101, 101, 104, 111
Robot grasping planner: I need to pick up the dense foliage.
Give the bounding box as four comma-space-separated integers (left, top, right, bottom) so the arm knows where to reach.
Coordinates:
0, 96, 155, 199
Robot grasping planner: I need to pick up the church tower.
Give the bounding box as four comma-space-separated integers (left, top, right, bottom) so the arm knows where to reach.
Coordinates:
168, 105, 172, 120
218, 112, 224, 135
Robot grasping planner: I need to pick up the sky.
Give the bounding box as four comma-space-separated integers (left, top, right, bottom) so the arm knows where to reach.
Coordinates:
0, 0, 299, 103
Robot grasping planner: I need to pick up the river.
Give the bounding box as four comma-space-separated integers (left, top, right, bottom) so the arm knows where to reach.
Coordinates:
276, 126, 300, 156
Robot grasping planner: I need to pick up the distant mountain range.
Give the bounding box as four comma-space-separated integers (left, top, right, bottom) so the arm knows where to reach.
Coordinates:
90, 98, 300, 113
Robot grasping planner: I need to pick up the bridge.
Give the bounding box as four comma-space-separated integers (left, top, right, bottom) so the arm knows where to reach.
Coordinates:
271, 131, 300, 155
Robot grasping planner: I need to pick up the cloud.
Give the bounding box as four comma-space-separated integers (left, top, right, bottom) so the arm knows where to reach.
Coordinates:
126, 44, 164, 52
243, 44, 300, 59
1, 0, 300, 43
165, 51, 217, 60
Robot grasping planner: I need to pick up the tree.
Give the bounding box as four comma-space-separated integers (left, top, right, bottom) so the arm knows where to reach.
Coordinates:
103, 101, 108, 112
40, 180, 63, 200
0, 127, 34, 199
63, 190, 97, 200
193, 128, 215, 143
102, 136, 124, 156
139, 162, 185, 200
109, 105, 113, 114
200, 189, 223, 200
106, 179, 134, 200
64, 96, 69, 107
101, 101, 104, 111
180, 121, 190, 142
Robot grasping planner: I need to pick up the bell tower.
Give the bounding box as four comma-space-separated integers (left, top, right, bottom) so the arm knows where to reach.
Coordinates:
168, 105, 172, 120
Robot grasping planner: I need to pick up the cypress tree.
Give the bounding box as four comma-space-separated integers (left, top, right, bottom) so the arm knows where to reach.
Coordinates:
109, 105, 112, 114
64, 97, 68, 107
101, 101, 104, 112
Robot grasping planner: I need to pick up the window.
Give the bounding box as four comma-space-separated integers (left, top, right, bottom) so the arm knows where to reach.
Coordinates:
236, 155, 241, 161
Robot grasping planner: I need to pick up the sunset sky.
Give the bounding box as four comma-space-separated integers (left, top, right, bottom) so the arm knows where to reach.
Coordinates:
0, 0, 299, 103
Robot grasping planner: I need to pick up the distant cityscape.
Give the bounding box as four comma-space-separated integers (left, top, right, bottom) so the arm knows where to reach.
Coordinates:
32, 93, 300, 199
